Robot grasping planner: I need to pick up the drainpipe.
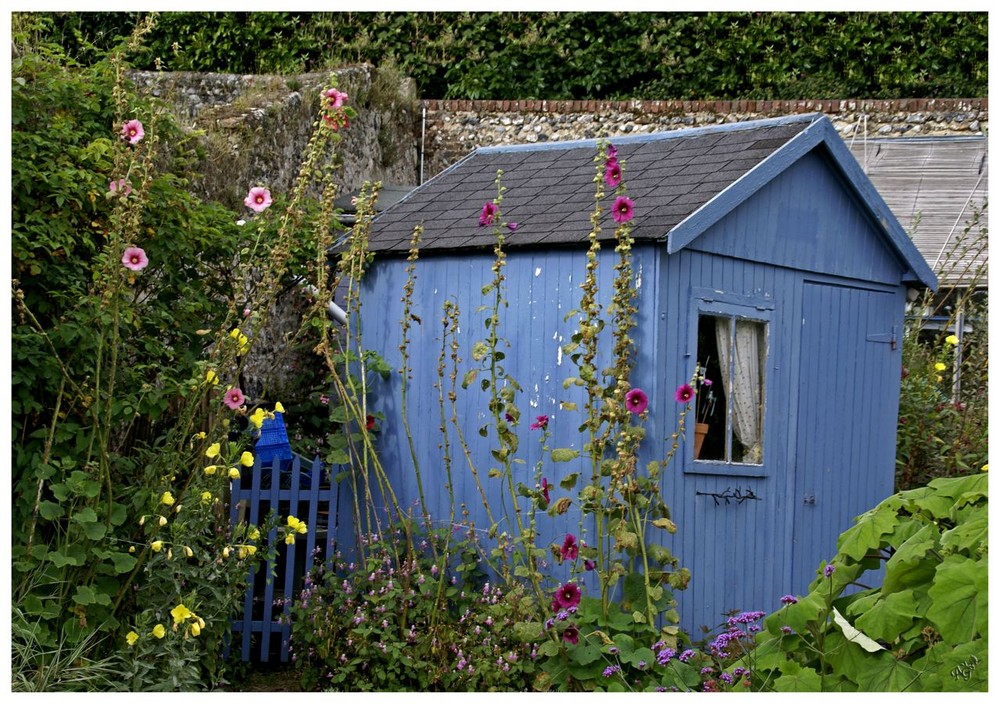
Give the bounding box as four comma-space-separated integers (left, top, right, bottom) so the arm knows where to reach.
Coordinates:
420, 104, 426, 185
301, 283, 347, 326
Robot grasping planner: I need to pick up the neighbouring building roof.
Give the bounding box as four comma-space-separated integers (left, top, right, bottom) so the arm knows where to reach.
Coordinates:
369, 113, 937, 289
847, 137, 988, 287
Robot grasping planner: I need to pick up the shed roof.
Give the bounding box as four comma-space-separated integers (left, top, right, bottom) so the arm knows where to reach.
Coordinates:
369, 113, 937, 289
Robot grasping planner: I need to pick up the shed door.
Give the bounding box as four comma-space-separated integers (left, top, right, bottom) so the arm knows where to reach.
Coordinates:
790, 281, 900, 592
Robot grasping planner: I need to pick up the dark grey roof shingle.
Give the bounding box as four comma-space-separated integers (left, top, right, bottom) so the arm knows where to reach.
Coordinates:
369, 116, 818, 253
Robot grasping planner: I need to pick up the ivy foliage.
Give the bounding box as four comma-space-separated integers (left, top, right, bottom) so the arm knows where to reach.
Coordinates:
744, 473, 987, 692
37, 11, 987, 100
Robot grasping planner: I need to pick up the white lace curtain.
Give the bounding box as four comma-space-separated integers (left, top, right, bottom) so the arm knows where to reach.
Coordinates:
716, 318, 765, 464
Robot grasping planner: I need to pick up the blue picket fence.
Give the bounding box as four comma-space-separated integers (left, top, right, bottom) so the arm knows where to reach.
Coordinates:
228, 454, 353, 662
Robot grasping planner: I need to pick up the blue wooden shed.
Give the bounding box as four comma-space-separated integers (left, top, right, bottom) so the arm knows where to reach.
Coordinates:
356, 114, 937, 634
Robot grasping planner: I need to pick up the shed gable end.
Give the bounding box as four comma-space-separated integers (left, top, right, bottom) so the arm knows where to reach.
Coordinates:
686, 149, 906, 285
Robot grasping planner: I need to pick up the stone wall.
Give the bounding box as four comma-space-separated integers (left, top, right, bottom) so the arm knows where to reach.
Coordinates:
130, 66, 420, 210
419, 97, 988, 180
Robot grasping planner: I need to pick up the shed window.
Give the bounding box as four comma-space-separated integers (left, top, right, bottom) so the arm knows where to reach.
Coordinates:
695, 313, 767, 465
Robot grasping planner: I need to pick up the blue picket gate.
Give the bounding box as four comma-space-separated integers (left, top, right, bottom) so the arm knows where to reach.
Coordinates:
228, 454, 354, 662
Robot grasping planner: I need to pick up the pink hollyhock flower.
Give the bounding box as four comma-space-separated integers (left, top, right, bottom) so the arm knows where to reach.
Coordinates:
604, 159, 622, 188
244, 187, 272, 213
540, 478, 550, 504
109, 178, 132, 197
506, 222, 519, 231
584, 559, 596, 571
675, 383, 695, 403
324, 87, 349, 108
606, 143, 618, 160
121, 246, 148, 271
554, 582, 581, 609
224, 387, 246, 410
479, 202, 499, 227
625, 388, 648, 415
702, 378, 713, 387
121, 119, 144, 144
560, 534, 579, 561
365, 414, 376, 431
530, 415, 549, 430
612, 196, 634, 224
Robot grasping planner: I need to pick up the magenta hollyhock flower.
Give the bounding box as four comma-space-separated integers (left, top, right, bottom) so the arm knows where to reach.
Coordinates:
530, 415, 549, 430
562, 624, 580, 645
121, 119, 144, 144
121, 246, 148, 271
244, 187, 272, 213
612, 196, 634, 224
625, 388, 648, 415
584, 559, 596, 571
541, 478, 550, 503
604, 159, 622, 188
109, 178, 132, 197
675, 383, 695, 403
224, 387, 246, 410
606, 143, 618, 160
365, 414, 376, 431
479, 202, 499, 227
324, 87, 348, 108
560, 533, 579, 561
506, 222, 519, 231
555, 582, 581, 609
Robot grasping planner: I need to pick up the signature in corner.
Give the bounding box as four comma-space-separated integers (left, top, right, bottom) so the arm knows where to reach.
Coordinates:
950, 655, 979, 681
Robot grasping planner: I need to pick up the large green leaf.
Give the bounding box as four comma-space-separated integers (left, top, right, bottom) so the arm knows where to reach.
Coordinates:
836, 504, 900, 561
853, 591, 917, 644
926, 555, 987, 642
773, 661, 822, 692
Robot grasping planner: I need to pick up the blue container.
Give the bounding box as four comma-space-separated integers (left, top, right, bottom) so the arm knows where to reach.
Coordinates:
255, 412, 293, 464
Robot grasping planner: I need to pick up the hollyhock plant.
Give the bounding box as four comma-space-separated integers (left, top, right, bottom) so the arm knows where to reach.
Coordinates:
625, 388, 648, 415
560, 533, 579, 561
479, 201, 499, 227
506, 221, 519, 231
121, 119, 144, 144
121, 246, 148, 271
223, 387, 246, 410
530, 415, 549, 430
607, 143, 618, 160
554, 582, 581, 609
675, 383, 695, 403
612, 195, 634, 224
562, 624, 580, 645
244, 187, 272, 213
540, 478, 550, 504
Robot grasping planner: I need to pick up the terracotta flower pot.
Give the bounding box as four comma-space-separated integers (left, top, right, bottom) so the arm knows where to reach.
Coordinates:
694, 422, 709, 459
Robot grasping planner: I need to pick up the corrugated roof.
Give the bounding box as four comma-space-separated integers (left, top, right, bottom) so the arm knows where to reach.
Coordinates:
848, 137, 988, 286
369, 115, 817, 253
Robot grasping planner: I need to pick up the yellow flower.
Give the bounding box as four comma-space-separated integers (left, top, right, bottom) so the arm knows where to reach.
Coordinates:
128, 545, 136, 553
945, 334, 959, 345
160, 491, 175, 506
158, 515, 167, 527
152, 624, 166, 639
285, 533, 295, 545
239, 451, 254, 467
936, 375, 943, 382
228, 467, 241, 480
249, 408, 266, 429
197, 617, 206, 629
205, 443, 221, 459
935, 362, 947, 371
139, 515, 146, 526
194, 431, 207, 440
151, 540, 163, 552
274, 401, 285, 413
126, 630, 140, 646
205, 369, 218, 385
223, 546, 231, 558
982, 464, 989, 473
248, 526, 260, 541
166, 548, 173, 561
171, 603, 194, 626
287, 515, 303, 531
201, 491, 213, 504
184, 545, 194, 558
190, 621, 202, 637
238, 544, 257, 558
204, 465, 218, 475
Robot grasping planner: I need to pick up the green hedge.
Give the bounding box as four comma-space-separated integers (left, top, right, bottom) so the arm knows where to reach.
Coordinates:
38, 11, 987, 100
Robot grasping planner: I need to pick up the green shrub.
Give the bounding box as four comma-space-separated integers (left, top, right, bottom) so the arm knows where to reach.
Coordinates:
738, 473, 987, 691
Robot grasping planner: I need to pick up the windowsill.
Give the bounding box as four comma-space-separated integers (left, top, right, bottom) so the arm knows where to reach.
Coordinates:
686, 459, 767, 478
